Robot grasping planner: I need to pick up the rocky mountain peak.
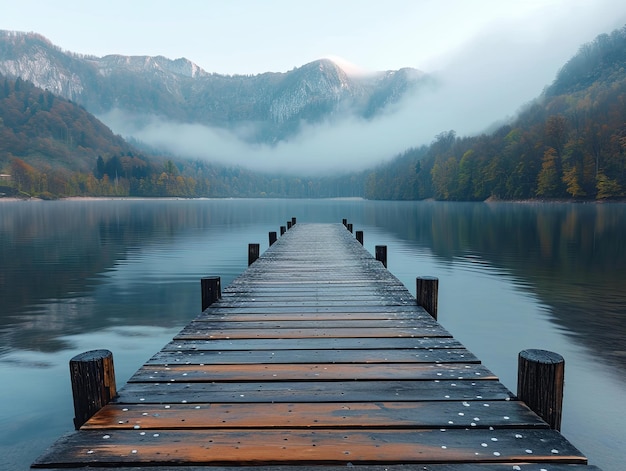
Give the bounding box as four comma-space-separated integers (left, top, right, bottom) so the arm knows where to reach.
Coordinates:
0, 30, 428, 143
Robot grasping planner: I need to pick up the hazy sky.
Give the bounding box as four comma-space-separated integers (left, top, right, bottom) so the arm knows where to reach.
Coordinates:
3, 0, 626, 173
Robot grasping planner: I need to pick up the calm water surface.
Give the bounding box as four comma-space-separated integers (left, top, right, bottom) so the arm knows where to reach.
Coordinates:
0, 199, 624, 470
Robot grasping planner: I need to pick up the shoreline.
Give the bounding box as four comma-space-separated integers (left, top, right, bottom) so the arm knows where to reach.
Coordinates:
2, 195, 625, 203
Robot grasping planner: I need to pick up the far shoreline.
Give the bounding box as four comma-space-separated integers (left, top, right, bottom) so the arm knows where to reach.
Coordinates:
1, 196, 625, 204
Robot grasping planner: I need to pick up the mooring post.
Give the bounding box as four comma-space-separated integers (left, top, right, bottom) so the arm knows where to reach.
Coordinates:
375, 245, 387, 268
342, 218, 348, 227
287, 221, 292, 229
269, 231, 277, 246
70, 349, 117, 430
201, 276, 221, 311
347, 223, 353, 233
416, 276, 439, 320
248, 243, 260, 265
291, 217, 296, 226
356, 230, 364, 245
280, 226, 286, 235
517, 349, 565, 431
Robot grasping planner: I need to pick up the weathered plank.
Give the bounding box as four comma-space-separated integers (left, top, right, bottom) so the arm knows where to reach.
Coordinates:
147, 349, 479, 365
159, 337, 463, 351
115, 380, 514, 403
130, 362, 494, 382
32, 428, 586, 467
82, 401, 546, 430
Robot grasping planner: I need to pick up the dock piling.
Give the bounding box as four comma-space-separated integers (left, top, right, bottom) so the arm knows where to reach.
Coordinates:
416, 276, 439, 320
70, 349, 117, 429
375, 245, 388, 268
201, 276, 222, 311
356, 230, 364, 245
269, 231, 277, 246
517, 349, 565, 431
280, 226, 286, 235
248, 243, 260, 265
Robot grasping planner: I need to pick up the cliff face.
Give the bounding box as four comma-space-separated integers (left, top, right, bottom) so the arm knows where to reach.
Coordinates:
0, 31, 427, 142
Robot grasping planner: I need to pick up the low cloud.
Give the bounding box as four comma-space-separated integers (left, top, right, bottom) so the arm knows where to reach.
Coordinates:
100, 3, 626, 176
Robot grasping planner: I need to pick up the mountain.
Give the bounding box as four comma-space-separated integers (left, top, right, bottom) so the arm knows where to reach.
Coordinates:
0, 31, 427, 143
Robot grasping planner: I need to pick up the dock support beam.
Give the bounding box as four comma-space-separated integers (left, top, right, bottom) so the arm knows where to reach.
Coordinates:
70, 350, 117, 430
347, 223, 353, 233
269, 231, 277, 246
517, 349, 564, 431
248, 243, 260, 265
356, 230, 364, 245
416, 276, 439, 320
280, 226, 286, 235
201, 276, 221, 311
375, 245, 387, 268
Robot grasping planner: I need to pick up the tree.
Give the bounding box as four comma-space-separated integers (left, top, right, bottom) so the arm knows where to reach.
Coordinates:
537, 147, 561, 197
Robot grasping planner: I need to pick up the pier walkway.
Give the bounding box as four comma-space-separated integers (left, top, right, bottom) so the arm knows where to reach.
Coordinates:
33, 223, 598, 470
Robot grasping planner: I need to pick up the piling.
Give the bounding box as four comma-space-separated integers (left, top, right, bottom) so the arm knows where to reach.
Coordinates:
416, 276, 439, 320
70, 350, 117, 429
280, 226, 286, 235
201, 276, 221, 311
356, 230, 364, 245
248, 243, 260, 265
517, 349, 565, 430
269, 231, 277, 246
347, 223, 353, 233
375, 245, 388, 268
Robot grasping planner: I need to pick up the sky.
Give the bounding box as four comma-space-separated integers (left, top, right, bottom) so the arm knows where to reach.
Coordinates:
3, 0, 626, 173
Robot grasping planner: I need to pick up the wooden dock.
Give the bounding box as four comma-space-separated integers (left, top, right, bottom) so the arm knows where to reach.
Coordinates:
33, 223, 599, 470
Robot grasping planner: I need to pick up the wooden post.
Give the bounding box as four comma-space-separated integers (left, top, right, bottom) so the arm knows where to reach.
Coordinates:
347, 223, 353, 233
416, 276, 439, 320
517, 349, 565, 431
248, 243, 260, 265
269, 231, 277, 246
291, 217, 296, 226
280, 226, 286, 235
356, 230, 364, 245
375, 245, 387, 268
287, 221, 292, 229
342, 218, 348, 227
70, 349, 117, 429
201, 276, 221, 311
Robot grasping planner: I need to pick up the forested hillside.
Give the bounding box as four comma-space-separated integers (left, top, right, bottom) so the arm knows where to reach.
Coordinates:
365, 26, 626, 201
0, 74, 364, 198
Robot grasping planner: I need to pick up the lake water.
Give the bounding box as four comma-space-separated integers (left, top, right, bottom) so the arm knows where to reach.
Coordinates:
0, 199, 624, 471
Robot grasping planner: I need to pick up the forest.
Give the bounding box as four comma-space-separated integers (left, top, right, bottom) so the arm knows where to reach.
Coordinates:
364, 27, 626, 201
1, 26, 626, 200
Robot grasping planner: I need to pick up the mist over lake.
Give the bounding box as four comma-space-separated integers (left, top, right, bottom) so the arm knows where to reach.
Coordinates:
0, 199, 624, 470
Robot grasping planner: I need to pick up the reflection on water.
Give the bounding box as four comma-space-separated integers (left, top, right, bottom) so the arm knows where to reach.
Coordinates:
1, 199, 624, 471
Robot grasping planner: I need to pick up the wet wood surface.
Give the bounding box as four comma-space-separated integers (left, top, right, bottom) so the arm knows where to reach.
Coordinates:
33, 223, 593, 469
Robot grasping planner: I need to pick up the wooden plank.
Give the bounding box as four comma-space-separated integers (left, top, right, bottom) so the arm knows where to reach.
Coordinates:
116, 380, 514, 403
201, 312, 426, 321
30, 465, 605, 471
32, 428, 586, 467
130, 363, 494, 382
187, 319, 434, 329
147, 349, 479, 365
82, 401, 547, 430
160, 337, 463, 351
176, 326, 451, 339
201, 305, 426, 314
